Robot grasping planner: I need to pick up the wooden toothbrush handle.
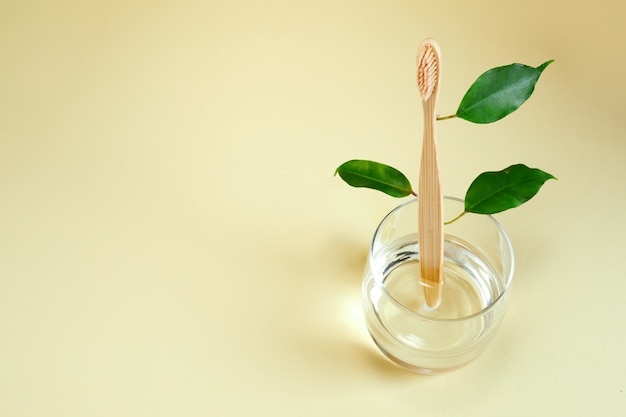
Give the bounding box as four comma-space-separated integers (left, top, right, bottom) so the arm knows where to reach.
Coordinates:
418, 97, 444, 309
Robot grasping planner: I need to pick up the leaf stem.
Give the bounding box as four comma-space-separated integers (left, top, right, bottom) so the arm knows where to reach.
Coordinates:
444, 211, 467, 225
436, 114, 457, 121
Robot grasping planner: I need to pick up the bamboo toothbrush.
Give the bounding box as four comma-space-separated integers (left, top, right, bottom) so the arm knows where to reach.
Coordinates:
417, 39, 444, 309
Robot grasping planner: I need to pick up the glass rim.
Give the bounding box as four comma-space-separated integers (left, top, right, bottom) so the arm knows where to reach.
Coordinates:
369, 196, 516, 323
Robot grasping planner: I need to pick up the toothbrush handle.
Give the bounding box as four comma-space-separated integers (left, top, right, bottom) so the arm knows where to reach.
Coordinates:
418, 97, 444, 309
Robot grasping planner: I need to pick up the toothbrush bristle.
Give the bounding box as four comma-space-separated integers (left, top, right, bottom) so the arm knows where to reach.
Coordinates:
417, 43, 439, 100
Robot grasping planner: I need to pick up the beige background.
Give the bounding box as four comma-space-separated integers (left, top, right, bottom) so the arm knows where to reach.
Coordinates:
1, 0, 625, 415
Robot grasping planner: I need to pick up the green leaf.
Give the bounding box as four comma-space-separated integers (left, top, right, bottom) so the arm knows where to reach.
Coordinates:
464, 164, 556, 214
456, 60, 554, 124
335, 160, 413, 198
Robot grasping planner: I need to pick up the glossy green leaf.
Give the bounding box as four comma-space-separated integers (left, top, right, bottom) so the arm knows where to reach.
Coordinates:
456, 60, 554, 124
334, 160, 413, 198
464, 164, 556, 214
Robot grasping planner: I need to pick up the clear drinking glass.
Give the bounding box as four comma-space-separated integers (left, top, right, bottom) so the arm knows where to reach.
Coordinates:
362, 197, 515, 374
